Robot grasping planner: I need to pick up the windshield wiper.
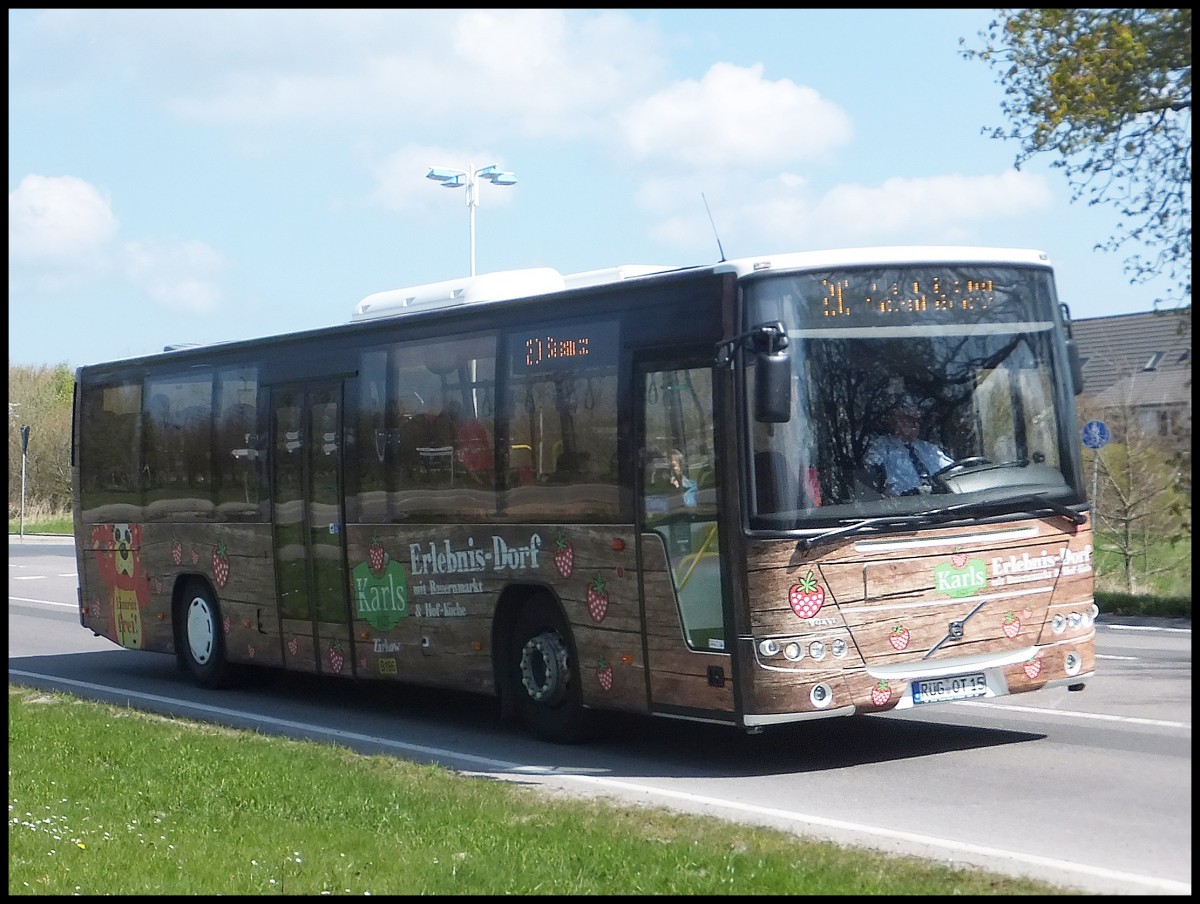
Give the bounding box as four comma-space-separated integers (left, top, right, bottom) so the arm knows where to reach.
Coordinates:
798, 502, 981, 552
798, 517, 921, 552
796, 494, 1084, 553
1004, 493, 1088, 525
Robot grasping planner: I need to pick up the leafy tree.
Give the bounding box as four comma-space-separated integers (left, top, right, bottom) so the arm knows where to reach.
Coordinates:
962, 9, 1191, 309
1077, 394, 1191, 596
9, 363, 74, 518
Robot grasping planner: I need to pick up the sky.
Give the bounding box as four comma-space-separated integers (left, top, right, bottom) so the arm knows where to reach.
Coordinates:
8, 9, 1178, 370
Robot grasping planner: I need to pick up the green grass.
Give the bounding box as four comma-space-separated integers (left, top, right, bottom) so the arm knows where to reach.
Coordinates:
1093, 591, 1191, 619
1092, 530, 1192, 600
8, 511, 73, 536
8, 686, 1075, 895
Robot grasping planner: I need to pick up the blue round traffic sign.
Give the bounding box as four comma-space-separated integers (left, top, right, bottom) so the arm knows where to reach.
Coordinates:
1082, 420, 1110, 449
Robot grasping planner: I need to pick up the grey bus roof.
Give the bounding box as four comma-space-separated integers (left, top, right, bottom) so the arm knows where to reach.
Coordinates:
350, 263, 680, 321
712, 245, 1051, 278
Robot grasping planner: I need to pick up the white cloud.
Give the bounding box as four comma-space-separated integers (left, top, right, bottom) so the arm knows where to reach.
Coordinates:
8, 174, 118, 264
122, 239, 225, 313
620, 62, 854, 170
807, 170, 1055, 244
31, 9, 663, 142
8, 173, 225, 312
639, 168, 1054, 258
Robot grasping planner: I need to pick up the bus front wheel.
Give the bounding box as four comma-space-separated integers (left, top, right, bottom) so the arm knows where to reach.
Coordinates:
176, 582, 233, 689
510, 600, 588, 743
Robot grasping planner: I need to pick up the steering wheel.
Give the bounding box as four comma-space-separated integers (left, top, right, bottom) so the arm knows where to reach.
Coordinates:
933, 456, 991, 479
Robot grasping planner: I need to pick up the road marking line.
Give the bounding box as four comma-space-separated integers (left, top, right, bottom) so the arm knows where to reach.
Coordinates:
953, 699, 1188, 729
1103, 623, 1191, 634
10, 596, 77, 609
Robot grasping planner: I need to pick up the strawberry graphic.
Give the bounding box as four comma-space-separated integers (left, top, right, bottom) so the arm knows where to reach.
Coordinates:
788, 570, 825, 619
287, 633, 299, 657
190, 546, 200, 565
247, 643, 256, 658
1023, 656, 1043, 679
553, 529, 574, 579
870, 680, 892, 706
328, 639, 345, 674
212, 542, 230, 588
170, 538, 182, 566
222, 615, 231, 635
889, 625, 910, 651
586, 575, 609, 622
1022, 605, 1034, 621
368, 534, 386, 576
951, 548, 969, 568
1002, 612, 1021, 638
596, 657, 613, 692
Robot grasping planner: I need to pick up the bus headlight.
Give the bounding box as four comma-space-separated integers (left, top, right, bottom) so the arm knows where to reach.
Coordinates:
1051, 614, 1066, 634
759, 639, 780, 657
1068, 612, 1082, 629
810, 682, 833, 708
1064, 651, 1082, 676
783, 642, 803, 661
809, 640, 826, 660
831, 638, 848, 658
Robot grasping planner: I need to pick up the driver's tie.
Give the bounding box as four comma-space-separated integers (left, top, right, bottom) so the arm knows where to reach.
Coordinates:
906, 443, 930, 480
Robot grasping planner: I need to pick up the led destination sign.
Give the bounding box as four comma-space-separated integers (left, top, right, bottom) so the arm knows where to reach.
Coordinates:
818, 275, 998, 319
751, 266, 1053, 330
524, 334, 591, 367
514, 320, 618, 372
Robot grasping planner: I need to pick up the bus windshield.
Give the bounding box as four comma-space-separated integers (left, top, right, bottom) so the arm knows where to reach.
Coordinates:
743, 263, 1084, 529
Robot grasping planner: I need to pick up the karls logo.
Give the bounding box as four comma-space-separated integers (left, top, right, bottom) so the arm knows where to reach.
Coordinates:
352, 559, 409, 631
933, 557, 987, 598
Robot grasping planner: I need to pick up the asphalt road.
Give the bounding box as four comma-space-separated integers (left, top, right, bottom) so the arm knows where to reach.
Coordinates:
8, 535, 1192, 895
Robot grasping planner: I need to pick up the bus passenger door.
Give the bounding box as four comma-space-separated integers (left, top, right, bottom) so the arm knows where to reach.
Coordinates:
270, 380, 354, 676
636, 363, 733, 715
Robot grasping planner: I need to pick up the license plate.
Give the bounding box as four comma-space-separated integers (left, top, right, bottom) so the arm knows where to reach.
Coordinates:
913, 672, 988, 705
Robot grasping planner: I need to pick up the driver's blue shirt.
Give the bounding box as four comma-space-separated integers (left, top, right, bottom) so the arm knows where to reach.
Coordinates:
864, 435, 954, 496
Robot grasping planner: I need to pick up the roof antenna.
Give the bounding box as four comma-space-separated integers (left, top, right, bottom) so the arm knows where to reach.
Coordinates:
701, 192, 727, 262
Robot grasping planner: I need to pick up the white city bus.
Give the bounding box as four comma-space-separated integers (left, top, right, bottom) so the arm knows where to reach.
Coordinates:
74, 245, 1096, 742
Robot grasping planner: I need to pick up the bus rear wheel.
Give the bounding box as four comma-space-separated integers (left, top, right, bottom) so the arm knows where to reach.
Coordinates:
510, 599, 588, 743
176, 582, 233, 689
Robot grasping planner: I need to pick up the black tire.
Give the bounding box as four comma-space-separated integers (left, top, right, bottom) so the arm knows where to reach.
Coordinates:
176, 582, 234, 689
510, 598, 589, 743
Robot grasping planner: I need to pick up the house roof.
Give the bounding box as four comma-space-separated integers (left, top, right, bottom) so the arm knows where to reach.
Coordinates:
1071, 310, 1192, 408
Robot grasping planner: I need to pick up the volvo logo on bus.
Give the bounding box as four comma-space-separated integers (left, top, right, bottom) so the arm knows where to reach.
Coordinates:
947, 620, 965, 640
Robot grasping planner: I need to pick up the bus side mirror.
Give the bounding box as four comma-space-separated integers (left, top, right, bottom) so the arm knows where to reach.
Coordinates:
1066, 338, 1084, 395
755, 347, 792, 422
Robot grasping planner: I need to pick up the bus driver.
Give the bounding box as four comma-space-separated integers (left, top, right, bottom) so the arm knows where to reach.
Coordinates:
863, 394, 953, 497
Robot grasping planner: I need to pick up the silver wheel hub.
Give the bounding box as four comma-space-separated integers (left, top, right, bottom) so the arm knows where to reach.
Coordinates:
186, 597, 215, 665
519, 630, 570, 704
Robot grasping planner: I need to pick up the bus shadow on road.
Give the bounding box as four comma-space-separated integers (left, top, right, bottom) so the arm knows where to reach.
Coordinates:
584, 708, 1047, 777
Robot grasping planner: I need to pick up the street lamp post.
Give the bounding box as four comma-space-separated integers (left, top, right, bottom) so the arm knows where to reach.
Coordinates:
426, 163, 517, 276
